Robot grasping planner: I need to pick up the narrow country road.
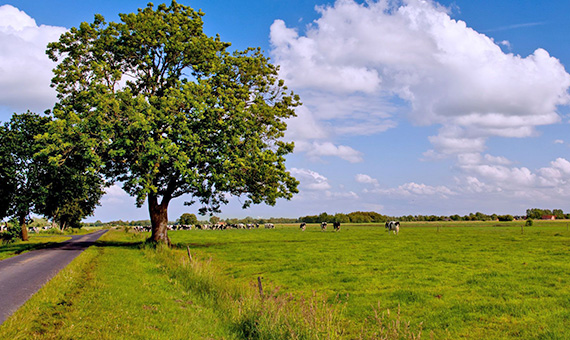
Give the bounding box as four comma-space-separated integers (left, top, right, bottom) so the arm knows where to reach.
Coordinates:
0, 229, 108, 325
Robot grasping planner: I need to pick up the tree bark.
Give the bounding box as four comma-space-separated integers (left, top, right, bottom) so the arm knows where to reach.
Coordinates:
19, 213, 29, 242
148, 194, 171, 245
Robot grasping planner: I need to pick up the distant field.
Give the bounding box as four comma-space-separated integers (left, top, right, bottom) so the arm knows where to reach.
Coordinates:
170, 221, 570, 339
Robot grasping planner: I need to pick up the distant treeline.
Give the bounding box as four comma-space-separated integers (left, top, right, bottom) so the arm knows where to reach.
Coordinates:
83, 208, 568, 227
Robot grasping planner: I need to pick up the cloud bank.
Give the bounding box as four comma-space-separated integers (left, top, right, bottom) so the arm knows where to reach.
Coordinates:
271, 0, 570, 159
0, 5, 66, 116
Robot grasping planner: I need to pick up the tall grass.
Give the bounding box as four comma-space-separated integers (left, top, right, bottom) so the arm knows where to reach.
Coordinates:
170, 221, 570, 339
150, 244, 395, 339
0, 229, 423, 339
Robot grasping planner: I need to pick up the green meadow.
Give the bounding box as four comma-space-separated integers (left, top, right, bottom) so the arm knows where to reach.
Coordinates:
1, 221, 569, 339
170, 221, 570, 339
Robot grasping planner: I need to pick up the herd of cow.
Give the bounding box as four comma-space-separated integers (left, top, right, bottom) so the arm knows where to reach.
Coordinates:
131, 221, 400, 234
133, 223, 275, 232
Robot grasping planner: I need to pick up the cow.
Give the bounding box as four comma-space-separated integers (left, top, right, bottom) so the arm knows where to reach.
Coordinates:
321, 221, 327, 231
385, 221, 400, 234
333, 222, 341, 231
300, 222, 306, 231
264, 223, 275, 229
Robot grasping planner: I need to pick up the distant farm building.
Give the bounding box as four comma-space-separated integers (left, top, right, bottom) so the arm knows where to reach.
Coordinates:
542, 215, 556, 220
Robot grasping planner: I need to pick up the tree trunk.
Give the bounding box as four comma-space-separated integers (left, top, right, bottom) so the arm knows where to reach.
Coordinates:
148, 194, 171, 245
19, 213, 29, 242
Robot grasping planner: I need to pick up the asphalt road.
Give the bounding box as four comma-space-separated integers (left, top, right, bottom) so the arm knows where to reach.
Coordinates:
0, 229, 108, 325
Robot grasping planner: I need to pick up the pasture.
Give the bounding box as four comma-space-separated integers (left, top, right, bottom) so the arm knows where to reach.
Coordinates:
170, 221, 570, 339
1, 221, 569, 339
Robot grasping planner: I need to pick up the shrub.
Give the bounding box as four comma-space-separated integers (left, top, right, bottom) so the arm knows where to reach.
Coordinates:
1, 225, 22, 244
525, 218, 533, 227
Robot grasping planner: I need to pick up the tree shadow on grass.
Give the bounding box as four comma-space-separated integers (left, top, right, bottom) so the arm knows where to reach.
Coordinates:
0, 242, 64, 259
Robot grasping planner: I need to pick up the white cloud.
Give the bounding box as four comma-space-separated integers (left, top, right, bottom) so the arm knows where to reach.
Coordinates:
289, 168, 331, 190
455, 156, 570, 199
295, 140, 363, 163
371, 182, 454, 198
271, 0, 570, 157
355, 173, 379, 186
325, 190, 359, 199
102, 184, 131, 204
0, 5, 66, 114
554, 139, 564, 144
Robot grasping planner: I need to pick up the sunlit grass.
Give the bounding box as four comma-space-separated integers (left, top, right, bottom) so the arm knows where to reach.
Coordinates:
2, 229, 393, 339
2, 222, 568, 339
169, 221, 570, 339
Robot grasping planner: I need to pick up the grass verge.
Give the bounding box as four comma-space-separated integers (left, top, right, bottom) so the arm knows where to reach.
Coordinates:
0, 229, 422, 339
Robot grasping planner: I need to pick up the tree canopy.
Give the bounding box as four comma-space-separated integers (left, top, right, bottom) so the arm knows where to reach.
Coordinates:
0, 112, 51, 240
47, 1, 300, 243
0, 111, 105, 237
177, 213, 197, 225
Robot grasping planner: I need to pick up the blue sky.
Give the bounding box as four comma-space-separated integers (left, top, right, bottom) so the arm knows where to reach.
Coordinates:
1, 0, 570, 222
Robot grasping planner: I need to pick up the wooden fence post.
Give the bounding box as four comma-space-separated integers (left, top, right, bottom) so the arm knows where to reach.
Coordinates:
187, 245, 192, 262
257, 276, 264, 298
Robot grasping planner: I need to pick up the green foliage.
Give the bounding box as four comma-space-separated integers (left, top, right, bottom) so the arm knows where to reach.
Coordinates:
0, 112, 52, 237
47, 1, 300, 243
299, 211, 388, 223
0, 224, 22, 244
0, 111, 104, 234
525, 218, 534, 226
526, 208, 565, 219
177, 213, 197, 225
497, 214, 514, 221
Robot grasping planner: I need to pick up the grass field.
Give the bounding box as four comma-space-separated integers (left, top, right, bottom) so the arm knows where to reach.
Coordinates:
0, 227, 103, 260
169, 221, 570, 339
1, 222, 569, 339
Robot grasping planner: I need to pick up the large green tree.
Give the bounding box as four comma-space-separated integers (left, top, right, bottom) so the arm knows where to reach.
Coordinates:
0, 125, 16, 221
0, 112, 51, 241
37, 114, 107, 230
47, 1, 300, 244
0, 111, 105, 238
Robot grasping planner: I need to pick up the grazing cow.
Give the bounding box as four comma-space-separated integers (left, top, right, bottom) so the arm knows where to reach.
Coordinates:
300, 222, 306, 231
385, 221, 400, 235
333, 222, 341, 231
264, 223, 275, 229
321, 222, 327, 231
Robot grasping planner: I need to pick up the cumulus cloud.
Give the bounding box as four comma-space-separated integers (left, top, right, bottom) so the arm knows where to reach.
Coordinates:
271, 0, 570, 157
102, 184, 131, 204
289, 168, 332, 190
355, 173, 379, 186
371, 182, 454, 198
554, 139, 564, 144
295, 140, 363, 163
455, 155, 570, 199
0, 5, 66, 115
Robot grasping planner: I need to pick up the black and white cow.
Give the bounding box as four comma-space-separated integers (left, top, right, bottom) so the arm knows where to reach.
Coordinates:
321, 221, 327, 231
300, 222, 306, 231
385, 221, 400, 234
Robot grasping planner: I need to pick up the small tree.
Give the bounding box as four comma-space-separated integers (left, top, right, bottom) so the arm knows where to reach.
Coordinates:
0, 112, 51, 241
178, 213, 197, 225
47, 2, 299, 244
